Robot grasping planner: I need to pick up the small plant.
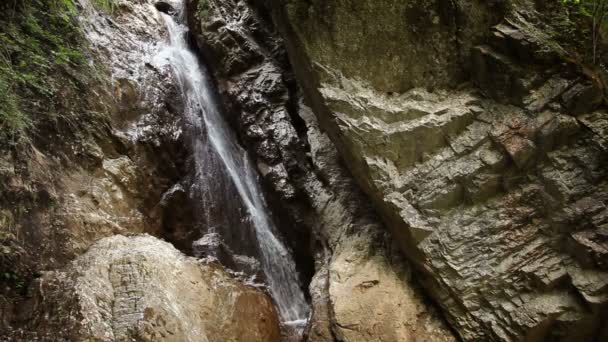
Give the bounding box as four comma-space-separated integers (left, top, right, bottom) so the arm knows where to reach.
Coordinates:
1, 271, 26, 291
562, 0, 608, 63
92, 0, 118, 14
0, 0, 90, 149
0, 74, 30, 145
197, 0, 211, 20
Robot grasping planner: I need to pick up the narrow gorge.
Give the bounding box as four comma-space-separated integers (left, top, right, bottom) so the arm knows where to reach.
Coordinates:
1, 0, 607, 341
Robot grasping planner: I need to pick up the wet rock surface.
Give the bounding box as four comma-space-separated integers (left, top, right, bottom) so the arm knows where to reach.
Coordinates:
7, 235, 280, 342
1, 0, 194, 333
266, 0, 608, 340
3, 0, 608, 341
187, 0, 457, 341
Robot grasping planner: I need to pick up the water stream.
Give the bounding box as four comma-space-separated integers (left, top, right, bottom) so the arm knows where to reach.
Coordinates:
153, 4, 310, 325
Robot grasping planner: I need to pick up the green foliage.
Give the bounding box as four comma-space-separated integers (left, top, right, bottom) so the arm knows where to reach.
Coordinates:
561, 0, 607, 23
560, 0, 608, 63
0, 74, 30, 145
197, 0, 211, 20
0, 0, 89, 147
92, 0, 118, 14
1, 271, 25, 290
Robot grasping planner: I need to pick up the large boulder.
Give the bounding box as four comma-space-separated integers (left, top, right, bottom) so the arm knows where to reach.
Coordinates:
7, 235, 280, 341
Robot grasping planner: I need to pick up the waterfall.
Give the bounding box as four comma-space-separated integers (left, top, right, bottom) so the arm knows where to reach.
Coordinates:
153, 5, 310, 324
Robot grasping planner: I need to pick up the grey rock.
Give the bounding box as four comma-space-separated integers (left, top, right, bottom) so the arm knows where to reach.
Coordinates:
187, 0, 457, 341
265, 0, 608, 340
8, 235, 280, 341
1, 0, 194, 333
561, 82, 603, 115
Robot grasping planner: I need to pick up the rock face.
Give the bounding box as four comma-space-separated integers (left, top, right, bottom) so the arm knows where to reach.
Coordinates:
1, 0, 194, 332
76, 0, 197, 252
302, 107, 455, 342
264, 0, 608, 341
267, 0, 517, 92
7, 235, 280, 341
187, 0, 456, 341
4, 0, 608, 341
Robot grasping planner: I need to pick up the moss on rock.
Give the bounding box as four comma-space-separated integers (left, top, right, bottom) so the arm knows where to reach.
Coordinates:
0, 0, 110, 299
0, 0, 99, 149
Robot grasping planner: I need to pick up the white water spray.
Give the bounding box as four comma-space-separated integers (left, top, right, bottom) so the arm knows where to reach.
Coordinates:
154, 6, 309, 323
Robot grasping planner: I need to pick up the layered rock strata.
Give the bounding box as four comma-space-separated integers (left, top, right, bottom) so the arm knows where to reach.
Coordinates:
263, 0, 608, 340
187, 0, 457, 341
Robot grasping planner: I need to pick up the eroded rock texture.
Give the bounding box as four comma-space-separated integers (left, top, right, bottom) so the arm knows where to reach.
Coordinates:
7, 235, 280, 341
4, 0, 608, 340
262, 0, 608, 341
2, 0, 194, 331
187, 0, 456, 341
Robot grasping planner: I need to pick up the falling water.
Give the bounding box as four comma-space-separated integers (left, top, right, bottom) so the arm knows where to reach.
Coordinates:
153, 5, 309, 324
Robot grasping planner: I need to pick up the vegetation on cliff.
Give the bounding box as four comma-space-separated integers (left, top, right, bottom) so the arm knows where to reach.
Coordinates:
92, 0, 118, 14
0, 0, 97, 149
0, 0, 108, 301
555, 0, 606, 64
